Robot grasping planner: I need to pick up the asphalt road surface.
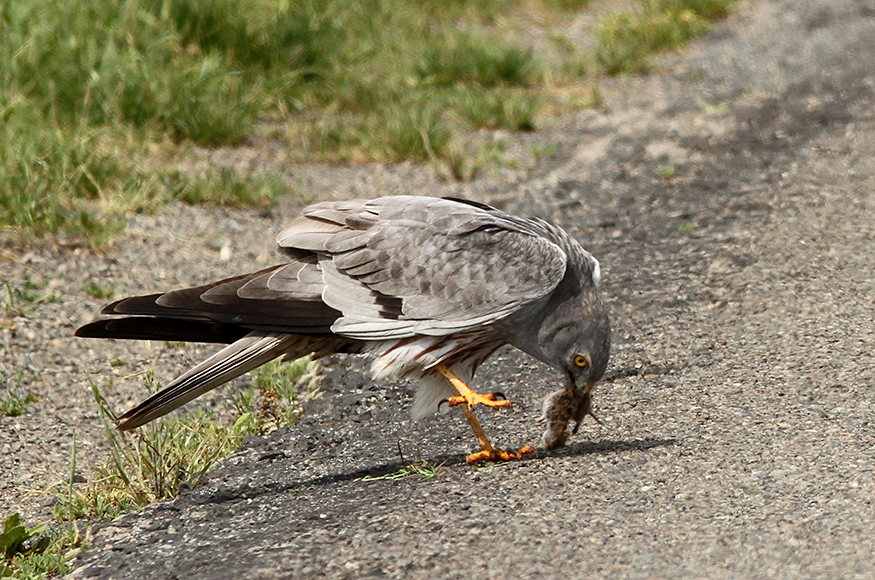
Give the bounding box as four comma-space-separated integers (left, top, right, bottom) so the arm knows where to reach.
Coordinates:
67, 0, 875, 578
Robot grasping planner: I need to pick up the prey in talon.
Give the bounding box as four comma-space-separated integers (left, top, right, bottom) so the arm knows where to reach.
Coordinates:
75, 196, 610, 465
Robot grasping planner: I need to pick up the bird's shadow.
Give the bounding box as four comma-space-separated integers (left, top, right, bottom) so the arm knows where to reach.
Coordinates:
547, 436, 677, 459
191, 437, 678, 505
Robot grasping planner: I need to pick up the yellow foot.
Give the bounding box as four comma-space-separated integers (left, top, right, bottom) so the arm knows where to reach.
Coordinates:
466, 445, 536, 465
446, 391, 512, 410
435, 364, 513, 410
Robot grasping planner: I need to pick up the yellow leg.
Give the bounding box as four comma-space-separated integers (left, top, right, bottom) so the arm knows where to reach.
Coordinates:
435, 364, 535, 464
435, 364, 512, 409
457, 403, 495, 453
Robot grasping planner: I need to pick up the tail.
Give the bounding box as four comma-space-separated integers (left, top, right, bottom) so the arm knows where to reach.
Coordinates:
117, 332, 301, 430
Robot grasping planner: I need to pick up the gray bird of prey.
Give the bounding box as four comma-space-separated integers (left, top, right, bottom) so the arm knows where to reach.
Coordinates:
76, 196, 610, 463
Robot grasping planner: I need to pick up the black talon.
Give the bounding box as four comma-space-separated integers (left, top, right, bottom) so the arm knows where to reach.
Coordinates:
490, 391, 507, 401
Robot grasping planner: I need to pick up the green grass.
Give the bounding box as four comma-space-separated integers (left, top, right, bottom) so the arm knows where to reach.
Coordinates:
416, 30, 537, 88
532, 142, 559, 160
1, 0, 733, 244
54, 357, 320, 521
83, 281, 114, 300
0, 390, 39, 417
361, 460, 441, 482
0, 0, 305, 243
456, 88, 541, 132
697, 97, 732, 114
2, 280, 58, 318
246, 356, 322, 433
0, 513, 84, 580
656, 164, 678, 180
595, 0, 732, 75
53, 380, 248, 520
162, 168, 294, 208
376, 105, 454, 163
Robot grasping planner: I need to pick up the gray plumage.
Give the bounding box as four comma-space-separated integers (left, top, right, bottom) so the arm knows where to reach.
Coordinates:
77, 195, 610, 453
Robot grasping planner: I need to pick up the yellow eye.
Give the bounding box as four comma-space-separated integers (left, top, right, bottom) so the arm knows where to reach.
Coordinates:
573, 355, 588, 368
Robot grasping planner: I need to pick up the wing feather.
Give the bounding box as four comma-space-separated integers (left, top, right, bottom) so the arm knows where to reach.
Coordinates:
276, 196, 568, 340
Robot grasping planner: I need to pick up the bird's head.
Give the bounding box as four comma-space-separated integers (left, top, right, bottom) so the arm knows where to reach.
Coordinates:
538, 286, 611, 394
532, 285, 610, 449
552, 314, 610, 396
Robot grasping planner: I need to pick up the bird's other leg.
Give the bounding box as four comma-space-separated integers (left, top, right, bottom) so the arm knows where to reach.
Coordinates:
435, 364, 534, 464
458, 404, 535, 464
435, 364, 512, 410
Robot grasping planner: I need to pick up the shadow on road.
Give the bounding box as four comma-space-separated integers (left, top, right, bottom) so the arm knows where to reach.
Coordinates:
191, 437, 679, 506
548, 437, 678, 459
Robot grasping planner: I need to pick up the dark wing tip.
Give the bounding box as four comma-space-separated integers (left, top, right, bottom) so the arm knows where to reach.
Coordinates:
75, 320, 112, 338
74, 318, 249, 343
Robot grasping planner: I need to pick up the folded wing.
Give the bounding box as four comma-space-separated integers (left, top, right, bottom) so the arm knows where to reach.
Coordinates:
276, 195, 569, 339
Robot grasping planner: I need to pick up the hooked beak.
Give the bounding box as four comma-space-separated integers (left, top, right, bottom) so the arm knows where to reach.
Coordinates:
567, 373, 596, 395
566, 372, 597, 395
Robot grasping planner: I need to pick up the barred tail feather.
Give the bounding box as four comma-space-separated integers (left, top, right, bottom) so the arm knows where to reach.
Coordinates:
117, 332, 299, 430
